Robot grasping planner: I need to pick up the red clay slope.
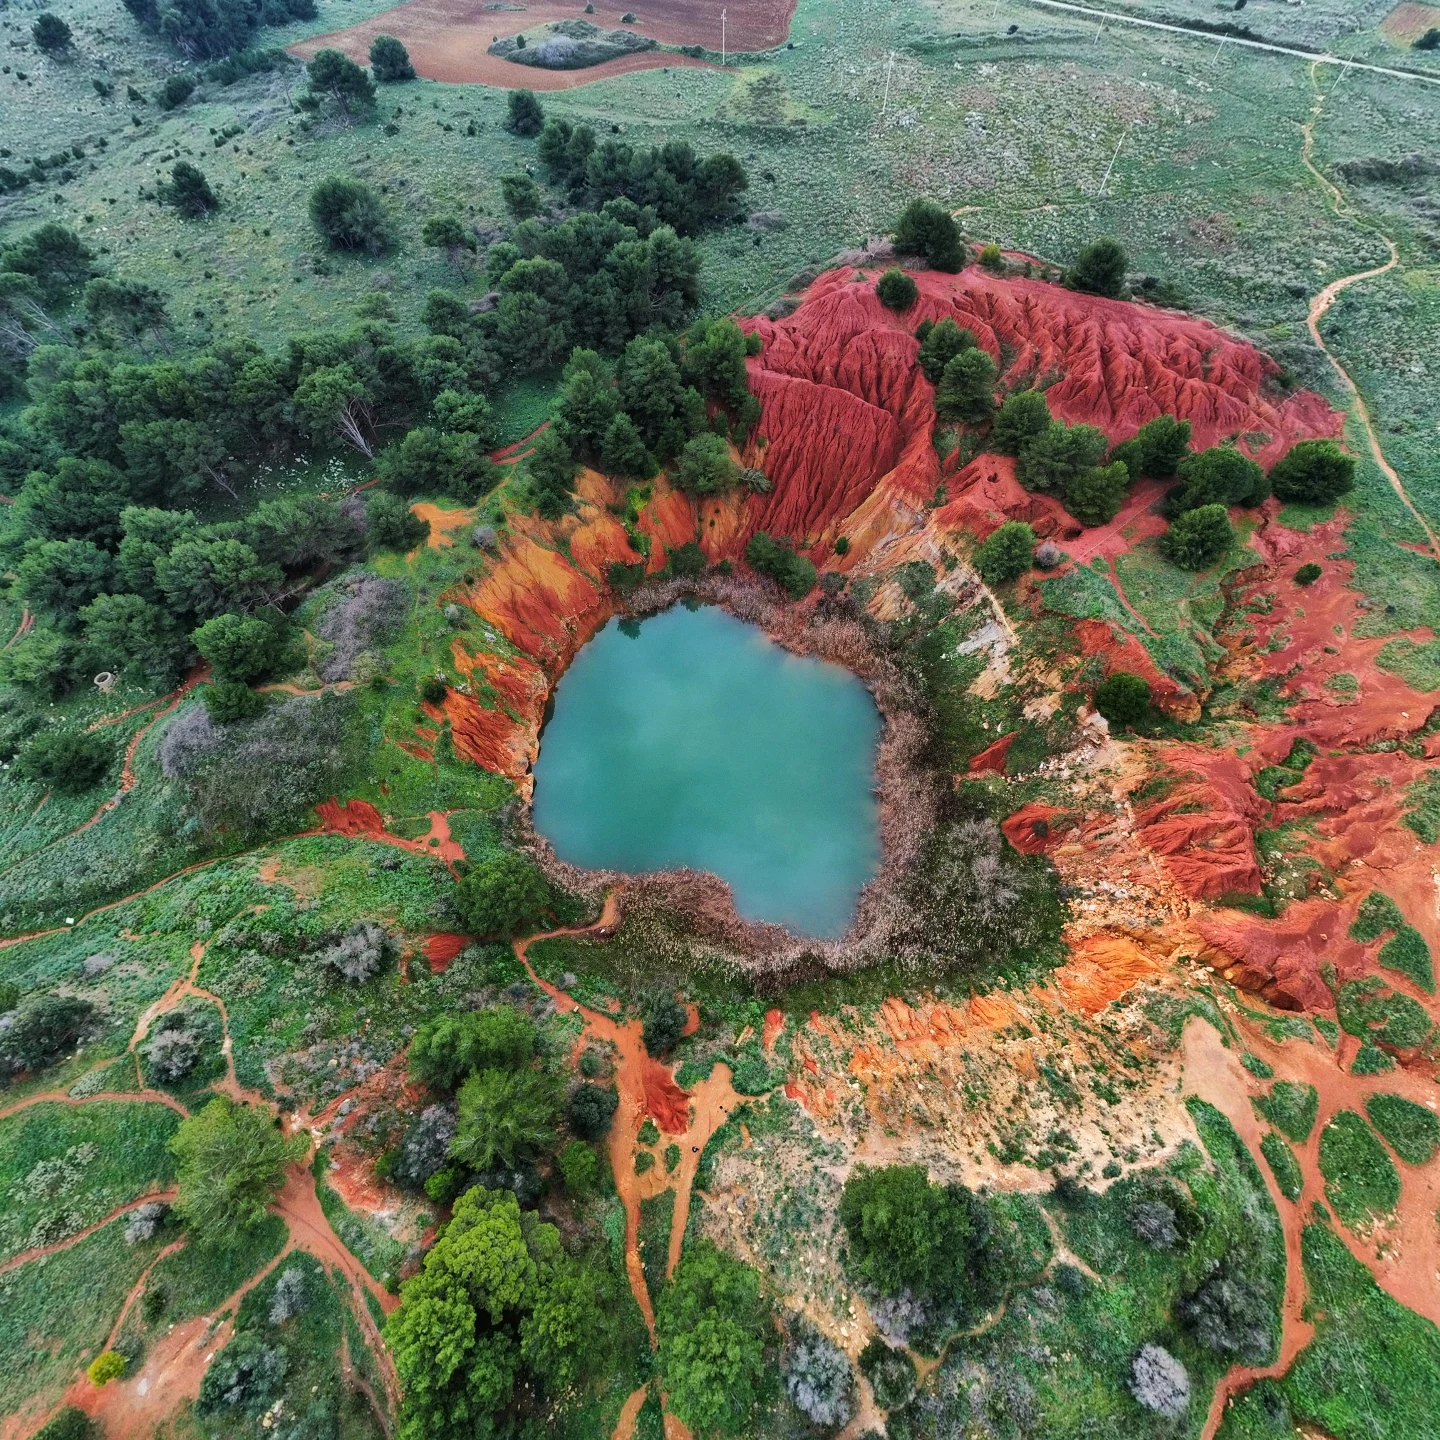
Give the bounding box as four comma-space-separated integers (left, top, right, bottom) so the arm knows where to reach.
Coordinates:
740, 266, 1341, 562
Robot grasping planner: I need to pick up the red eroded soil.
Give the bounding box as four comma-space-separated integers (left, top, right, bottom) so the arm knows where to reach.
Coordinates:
966, 731, 1017, 774
313, 798, 465, 867
290, 0, 753, 89
423, 932, 469, 972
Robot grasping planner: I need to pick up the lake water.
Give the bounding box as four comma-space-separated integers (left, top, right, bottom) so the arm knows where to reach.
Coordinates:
531, 605, 882, 938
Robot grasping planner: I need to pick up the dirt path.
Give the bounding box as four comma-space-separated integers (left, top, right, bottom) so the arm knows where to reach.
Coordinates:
514, 896, 745, 1342
0, 1190, 178, 1278
2, 609, 32, 652
1298, 72, 1440, 562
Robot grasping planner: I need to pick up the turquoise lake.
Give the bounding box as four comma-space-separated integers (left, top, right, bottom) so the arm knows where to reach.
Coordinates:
531, 605, 883, 938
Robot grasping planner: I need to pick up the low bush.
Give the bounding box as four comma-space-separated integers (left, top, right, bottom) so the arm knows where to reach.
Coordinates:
86, 1351, 126, 1385
16, 729, 112, 794
745, 531, 816, 598
1318, 1110, 1399, 1228
1130, 1343, 1189, 1419
784, 1325, 853, 1427
1067, 238, 1127, 298
308, 176, 391, 254
1159, 503, 1232, 570
453, 852, 552, 938
0, 995, 96, 1074
1294, 562, 1321, 586
1093, 672, 1151, 726
1269, 439, 1355, 504
858, 1338, 916, 1409
1260, 1132, 1302, 1201
1253, 1081, 1317, 1143
1348, 889, 1404, 942
974, 521, 1034, 584
642, 993, 688, 1058
1335, 977, 1431, 1049
568, 1082, 619, 1139
876, 268, 918, 310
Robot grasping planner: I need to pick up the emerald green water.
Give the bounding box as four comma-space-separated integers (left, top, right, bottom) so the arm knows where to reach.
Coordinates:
531, 605, 882, 938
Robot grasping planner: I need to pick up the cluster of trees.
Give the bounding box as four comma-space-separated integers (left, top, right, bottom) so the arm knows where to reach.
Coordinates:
893, 199, 966, 272
122, 0, 317, 60
745, 531, 817, 599
532, 111, 750, 236
916, 317, 999, 425
524, 319, 761, 519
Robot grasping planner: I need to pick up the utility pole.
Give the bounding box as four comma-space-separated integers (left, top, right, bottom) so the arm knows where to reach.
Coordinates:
1097, 128, 1127, 197
881, 50, 896, 119
1330, 56, 1354, 93
1211, 33, 1227, 66
721, 8, 726, 65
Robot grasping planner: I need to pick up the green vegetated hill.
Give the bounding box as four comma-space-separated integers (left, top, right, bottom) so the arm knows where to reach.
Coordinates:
3, 0, 1440, 1435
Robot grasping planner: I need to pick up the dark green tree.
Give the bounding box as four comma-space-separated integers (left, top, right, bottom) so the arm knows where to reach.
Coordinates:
452, 1068, 563, 1171
1093, 672, 1152, 726
409, 1006, 537, 1092
80, 592, 191, 685
82, 278, 170, 349
916, 318, 976, 385
973, 520, 1035, 584
420, 213, 472, 273
369, 34, 415, 82
1160, 503, 1232, 570
454, 851, 552, 938
203, 680, 265, 723
32, 13, 73, 52
500, 173, 543, 220
1016, 421, 1109, 494
0, 223, 96, 302
307, 49, 376, 114
600, 412, 657, 479
642, 994, 688, 1058
375, 427, 498, 502
1268, 438, 1356, 504
505, 88, 545, 136
158, 160, 218, 217
568, 1083, 619, 1140
990, 389, 1051, 455
893, 199, 966, 272
1167, 445, 1267, 515
745, 531, 816, 599
934, 348, 997, 424
191, 612, 282, 682
1065, 460, 1130, 527
876, 268, 919, 311
17, 729, 112, 793
551, 355, 618, 460
17, 538, 116, 622
0, 995, 95, 1073
656, 1242, 775, 1438
1067, 238, 1127, 297
1135, 415, 1192, 478
1107, 437, 1144, 482
674, 432, 740, 495
308, 176, 391, 253
526, 427, 579, 520
681, 317, 750, 409
154, 537, 283, 619
365, 491, 429, 551
169, 1096, 306, 1241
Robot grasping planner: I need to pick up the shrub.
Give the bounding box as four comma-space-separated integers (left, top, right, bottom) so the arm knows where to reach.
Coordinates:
505, 88, 545, 135
369, 34, 415, 81
1167, 445, 1267, 515
893, 199, 965, 271
1159, 503, 1232, 570
875, 268, 918, 310
159, 160, 217, 216
268, 1266, 308, 1325
365, 491, 429, 551
32, 12, 73, 50
1067, 238, 1127, 297
33, 1410, 93, 1440
973, 520, 1035, 585
159, 74, 196, 110
203, 680, 265, 724
979, 241, 1003, 269
1064, 460, 1129, 526
1177, 1269, 1272, 1362
1269, 438, 1355, 504
1134, 415, 1191, 477
192, 612, 281, 683
1349, 889, 1404, 942
858, 1338, 917, 1410
143, 1003, 217, 1083
87, 1351, 126, 1386
1108, 436, 1144, 481
308, 176, 392, 253
454, 852, 551, 938
319, 921, 389, 981
1294, 562, 1322, 586
500, 173, 543, 220
1128, 1198, 1179, 1249
1351, 1043, 1395, 1075
1364, 1093, 1440, 1165
170, 1096, 306, 1241
990, 389, 1051, 455
784, 1327, 853, 1428
558, 1139, 603, 1196
568, 1082, 619, 1139
16, 728, 112, 793
0, 982, 18, 1014
1130, 1343, 1189, 1418
408, 1007, 537, 1090
1093, 672, 1151, 726
391, 1105, 457, 1188
642, 994, 688, 1058
197, 1330, 288, 1416
0, 994, 96, 1073
745, 531, 816, 598
656, 1241, 775, 1437
1260, 1132, 1302, 1201
306, 48, 375, 112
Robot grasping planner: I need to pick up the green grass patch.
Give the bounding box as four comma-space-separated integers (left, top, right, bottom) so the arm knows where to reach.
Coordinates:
1318, 1111, 1400, 1231
1351, 1043, 1397, 1075
1253, 1080, 1318, 1143
314, 1152, 406, 1288
1402, 769, 1440, 845
1378, 926, 1436, 993
1364, 1093, 1440, 1165
637, 1190, 674, 1306
1259, 1132, 1303, 1202
0, 1100, 179, 1265
1349, 890, 1405, 942
1335, 978, 1433, 1050
1375, 637, 1440, 693
144, 1213, 288, 1322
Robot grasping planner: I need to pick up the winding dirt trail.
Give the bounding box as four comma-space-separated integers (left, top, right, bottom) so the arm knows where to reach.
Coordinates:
513, 897, 743, 1348
0, 1190, 178, 1279
3, 609, 33, 652
1298, 72, 1440, 561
